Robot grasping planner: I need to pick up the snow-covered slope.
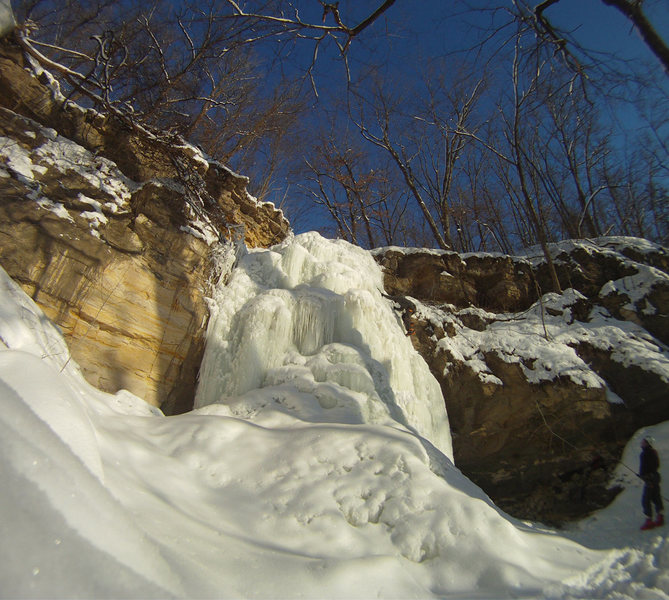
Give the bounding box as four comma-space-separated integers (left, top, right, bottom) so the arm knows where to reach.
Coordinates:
1, 233, 668, 599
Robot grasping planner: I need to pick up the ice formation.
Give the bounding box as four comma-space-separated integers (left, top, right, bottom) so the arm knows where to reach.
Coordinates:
196, 232, 453, 458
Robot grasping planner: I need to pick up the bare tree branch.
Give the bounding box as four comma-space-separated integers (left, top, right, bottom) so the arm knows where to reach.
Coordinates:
600, 0, 669, 74
220, 0, 397, 49
532, 0, 669, 75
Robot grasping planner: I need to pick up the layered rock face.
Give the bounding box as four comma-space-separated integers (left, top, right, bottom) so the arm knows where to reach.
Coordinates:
375, 240, 669, 523
0, 34, 290, 413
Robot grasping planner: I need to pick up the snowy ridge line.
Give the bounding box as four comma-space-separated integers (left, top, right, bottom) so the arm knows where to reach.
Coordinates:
372, 236, 668, 265
1, 51, 282, 246
378, 235, 669, 393
418, 287, 669, 390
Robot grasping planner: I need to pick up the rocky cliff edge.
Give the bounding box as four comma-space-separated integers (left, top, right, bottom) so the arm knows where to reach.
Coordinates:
0, 33, 290, 413
374, 238, 669, 523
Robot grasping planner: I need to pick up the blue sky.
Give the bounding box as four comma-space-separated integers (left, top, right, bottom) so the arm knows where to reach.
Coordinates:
175, 0, 666, 240
263, 1, 668, 209
261, 0, 667, 130
548, 0, 669, 63
291, 0, 669, 93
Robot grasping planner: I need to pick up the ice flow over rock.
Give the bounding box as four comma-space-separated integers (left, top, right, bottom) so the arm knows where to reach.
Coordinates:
195, 232, 453, 458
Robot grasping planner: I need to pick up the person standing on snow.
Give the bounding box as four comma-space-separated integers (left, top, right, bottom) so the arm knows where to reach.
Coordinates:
639, 437, 664, 530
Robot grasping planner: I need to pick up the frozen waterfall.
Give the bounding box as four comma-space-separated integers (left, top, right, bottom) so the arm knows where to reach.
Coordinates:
195, 232, 453, 458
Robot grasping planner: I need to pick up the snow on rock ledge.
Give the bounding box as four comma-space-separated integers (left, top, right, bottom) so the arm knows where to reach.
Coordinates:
374, 237, 669, 524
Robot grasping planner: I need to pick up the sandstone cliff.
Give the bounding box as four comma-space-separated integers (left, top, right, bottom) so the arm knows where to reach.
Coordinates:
0, 33, 290, 413
374, 239, 669, 523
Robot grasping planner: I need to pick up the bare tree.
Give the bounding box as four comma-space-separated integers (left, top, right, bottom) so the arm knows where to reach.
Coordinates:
452, 143, 516, 253
15, 0, 308, 201
488, 33, 565, 291
217, 2, 397, 52
349, 63, 486, 251
15, 0, 667, 250
219, 0, 397, 46
300, 117, 414, 248
531, 0, 669, 75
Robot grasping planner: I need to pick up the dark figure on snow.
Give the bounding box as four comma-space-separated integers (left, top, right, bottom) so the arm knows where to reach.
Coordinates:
639, 437, 664, 530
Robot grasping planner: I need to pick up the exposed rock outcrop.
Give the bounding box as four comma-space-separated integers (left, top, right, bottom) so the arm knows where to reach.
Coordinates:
0, 33, 290, 413
374, 240, 669, 523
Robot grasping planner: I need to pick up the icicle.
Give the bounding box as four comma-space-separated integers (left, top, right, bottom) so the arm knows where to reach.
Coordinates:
223, 292, 293, 397
291, 289, 337, 355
